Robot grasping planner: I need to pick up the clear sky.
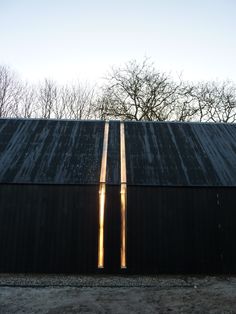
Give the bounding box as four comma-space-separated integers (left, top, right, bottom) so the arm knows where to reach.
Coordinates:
0, 0, 235, 84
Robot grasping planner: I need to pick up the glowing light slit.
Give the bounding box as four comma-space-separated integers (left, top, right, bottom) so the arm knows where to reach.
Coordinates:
120, 122, 127, 269
98, 122, 109, 269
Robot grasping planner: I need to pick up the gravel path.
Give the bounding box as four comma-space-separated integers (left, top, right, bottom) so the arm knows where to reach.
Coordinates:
0, 275, 236, 313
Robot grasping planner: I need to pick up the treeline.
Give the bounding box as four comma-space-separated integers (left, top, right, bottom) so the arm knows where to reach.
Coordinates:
1, 59, 236, 122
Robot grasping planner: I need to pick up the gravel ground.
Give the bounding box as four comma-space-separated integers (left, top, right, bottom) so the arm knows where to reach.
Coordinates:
0, 274, 236, 313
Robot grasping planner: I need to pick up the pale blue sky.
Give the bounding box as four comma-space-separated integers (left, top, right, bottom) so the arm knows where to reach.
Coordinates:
0, 0, 235, 84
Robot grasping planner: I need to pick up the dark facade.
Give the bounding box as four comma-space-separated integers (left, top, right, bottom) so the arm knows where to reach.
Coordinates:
125, 122, 236, 274
0, 118, 236, 274
127, 186, 236, 274
0, 184, 99, 273
0, 119, 104, 273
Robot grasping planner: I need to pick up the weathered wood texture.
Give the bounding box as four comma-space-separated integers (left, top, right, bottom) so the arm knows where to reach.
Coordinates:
127, 186, 236, 274
0, 184, 99, 273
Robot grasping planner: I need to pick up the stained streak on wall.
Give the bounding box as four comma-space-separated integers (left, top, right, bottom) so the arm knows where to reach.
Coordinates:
1, 119, 236, 274
0, 119, 104, 184
124, 122, 236, 186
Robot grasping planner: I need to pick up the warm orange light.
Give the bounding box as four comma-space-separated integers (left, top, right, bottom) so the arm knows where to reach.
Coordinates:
98, 183, 106, 268
120, 123, 127, 269
98, 122, 109, 269
120, 183, 127, 268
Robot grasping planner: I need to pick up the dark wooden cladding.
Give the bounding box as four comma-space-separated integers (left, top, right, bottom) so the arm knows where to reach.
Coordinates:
104, 185, 121, 273
217, 189, 236, 273
1, 119, 236, 187
1, 119, 236, 274
125, 122, 236, 186
0, 184, 99, 273
127, 186, 236, 274
0, 119, 104, 185
106, 121, 120, 185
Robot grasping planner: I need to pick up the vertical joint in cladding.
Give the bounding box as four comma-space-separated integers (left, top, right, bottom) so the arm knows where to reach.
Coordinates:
120, 122, 127, 269
98, 122, 109, 269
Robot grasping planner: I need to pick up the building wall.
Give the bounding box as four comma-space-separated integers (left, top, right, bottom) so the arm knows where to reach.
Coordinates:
127, 186, 236, 274
104, 185, 121, 273
0, 184, 99, 273
0, 184, 236, 274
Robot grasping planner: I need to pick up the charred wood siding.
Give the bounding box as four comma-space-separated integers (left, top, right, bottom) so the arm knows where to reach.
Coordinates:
104, 185, 121, 273
125, 122, 236, 186
0, 119, 104, 184
127, 186, 236, 274
0, 119, 236, 274
0, 184, 99, 273
106, 121, 120, 185
104, 122, 122, 272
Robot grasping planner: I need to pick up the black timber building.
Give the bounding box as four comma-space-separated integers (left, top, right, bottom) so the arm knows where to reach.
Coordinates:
0, 118, 236, 274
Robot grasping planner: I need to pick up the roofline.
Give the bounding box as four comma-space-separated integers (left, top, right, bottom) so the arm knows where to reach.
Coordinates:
122, 120, 236, 126
0, 117, 235, 126
0, 117, 104, 123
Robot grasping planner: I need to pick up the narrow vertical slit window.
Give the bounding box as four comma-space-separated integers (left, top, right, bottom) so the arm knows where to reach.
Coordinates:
98, 122, 109, 269
120, 122, 127, 269
98, 183, 105, 269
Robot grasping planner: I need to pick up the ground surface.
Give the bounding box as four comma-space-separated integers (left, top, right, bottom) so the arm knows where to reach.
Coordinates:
0, 275, 236, 313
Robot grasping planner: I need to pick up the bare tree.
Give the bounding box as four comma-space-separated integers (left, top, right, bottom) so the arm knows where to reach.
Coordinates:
50, 82, 96, 120
37, 79, 58, 119
16, 83, 37, 118
96, 59, 236, 123
0, 65, 24, 117
166, 81, 195, 122
96, 59, 181, 121
51, 85, 68, 119
217, 81, 236, 122
67, 83, 95, 119
1, 62, 236, 123
193, 81, 236, 123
